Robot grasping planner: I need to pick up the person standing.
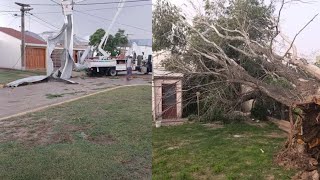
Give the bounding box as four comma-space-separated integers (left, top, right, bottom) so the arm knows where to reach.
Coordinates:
126, 55, 133, 81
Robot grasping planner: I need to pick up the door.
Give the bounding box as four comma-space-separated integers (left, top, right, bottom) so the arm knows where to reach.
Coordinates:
26, 47, 46, 70
162, 83, 177, 119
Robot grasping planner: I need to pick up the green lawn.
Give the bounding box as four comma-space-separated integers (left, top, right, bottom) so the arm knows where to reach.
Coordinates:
153, 122, 297, 180
0, 85, 151, 179
0, 68, 45, 84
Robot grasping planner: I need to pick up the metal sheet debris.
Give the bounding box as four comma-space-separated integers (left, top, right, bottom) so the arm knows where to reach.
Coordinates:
6, 75, 48, 87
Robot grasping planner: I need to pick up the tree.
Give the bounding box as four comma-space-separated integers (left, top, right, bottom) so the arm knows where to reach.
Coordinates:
153, 0, 320, 174
152, 0, 187, 53
89, 28, 128, 56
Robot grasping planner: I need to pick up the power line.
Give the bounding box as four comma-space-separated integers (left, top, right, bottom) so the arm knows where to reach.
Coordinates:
49, 0, 60, 5
27, 3, 58, 6
29, 15, 58, 31
28, 13, 60, 30
74, 10, 151, 33
6, 16, 18, 26
75, 0, 151, 5
0, 11, 20, 12
28, 0, 150, 6
32, 3, 151, 14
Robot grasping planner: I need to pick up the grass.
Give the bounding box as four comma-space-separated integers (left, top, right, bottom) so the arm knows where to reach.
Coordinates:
45, 92, 84, 99
0, 68, 45, 84
153, 122, 297, 180
45, 93, 64, 99
0, 85, 151, 179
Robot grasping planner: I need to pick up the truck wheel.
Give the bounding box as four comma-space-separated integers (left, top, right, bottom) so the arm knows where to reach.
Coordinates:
110, 69, 117, 76
86, 69, 93, 77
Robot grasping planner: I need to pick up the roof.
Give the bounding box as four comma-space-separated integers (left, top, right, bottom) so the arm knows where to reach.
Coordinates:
153, 50, 183, 78
153, 68, 183, 78
40, 31, 89, 46
0, 27, 46, 45
129, 39, 152, 47
25, 31, 46, 42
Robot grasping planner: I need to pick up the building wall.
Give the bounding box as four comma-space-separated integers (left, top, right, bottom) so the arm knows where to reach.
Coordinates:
0, 32, 22, 69
153, 78, 182, 121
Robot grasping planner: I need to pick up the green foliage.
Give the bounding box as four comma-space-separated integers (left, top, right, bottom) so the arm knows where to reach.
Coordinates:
264, 75, 293, 89
152, 0, 187, 52
251, 100, 269, 120
89, 28, 128, 56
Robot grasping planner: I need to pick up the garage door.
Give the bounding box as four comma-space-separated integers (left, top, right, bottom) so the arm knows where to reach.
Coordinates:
26, 47, 46, 70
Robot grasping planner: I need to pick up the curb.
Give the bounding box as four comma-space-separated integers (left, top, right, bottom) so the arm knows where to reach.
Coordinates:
0, 84, 150, 121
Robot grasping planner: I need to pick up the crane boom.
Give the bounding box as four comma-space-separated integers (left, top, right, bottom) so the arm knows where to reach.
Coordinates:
98, 0, 126, 58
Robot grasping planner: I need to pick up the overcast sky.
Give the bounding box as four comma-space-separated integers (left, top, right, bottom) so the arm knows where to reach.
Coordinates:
0, 0, 152, 40
166, 0, 320, 59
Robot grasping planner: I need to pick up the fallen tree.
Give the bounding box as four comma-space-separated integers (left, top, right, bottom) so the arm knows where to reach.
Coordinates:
153, 0, 320, 176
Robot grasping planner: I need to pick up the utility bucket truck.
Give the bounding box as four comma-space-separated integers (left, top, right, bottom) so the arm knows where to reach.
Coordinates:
84, 43, 152, 77
81, 0, 152, 77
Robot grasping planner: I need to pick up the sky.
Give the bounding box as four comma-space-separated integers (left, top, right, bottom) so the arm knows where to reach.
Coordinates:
167, 0, 320, 60
0, 0, 152, 40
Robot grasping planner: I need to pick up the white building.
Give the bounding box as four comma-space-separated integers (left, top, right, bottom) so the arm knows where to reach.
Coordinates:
0, 27, 47, 70
152, 51, 184, 123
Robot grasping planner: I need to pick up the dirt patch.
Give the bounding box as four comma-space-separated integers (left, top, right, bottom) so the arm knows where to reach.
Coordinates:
93, 83, 106, 86
265, 132, 287, 138
62, 124, 91, 132
203, 122, 224, 130
292, 170, 319, 180
51, 131, 74, 144
0, 118, 92, 146
0, 118, 55, 146
192, 168, 226, 180
244, 119, 268, 128
87, 134, 116, 145
166, 140, 196, 150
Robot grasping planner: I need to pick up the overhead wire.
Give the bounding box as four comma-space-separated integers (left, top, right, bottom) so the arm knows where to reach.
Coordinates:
75, 0, 151, 5
74, 10, 151, 33
27, 13, 60, 30
28, 0, 150, 6
29, 16, 58, 31
32, 3, 151, 14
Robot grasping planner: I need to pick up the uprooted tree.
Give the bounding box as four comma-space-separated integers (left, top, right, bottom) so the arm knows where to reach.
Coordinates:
153, 0, 320, 174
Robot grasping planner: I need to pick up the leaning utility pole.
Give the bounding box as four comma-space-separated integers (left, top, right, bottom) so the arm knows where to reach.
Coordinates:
15, 2, 32, 70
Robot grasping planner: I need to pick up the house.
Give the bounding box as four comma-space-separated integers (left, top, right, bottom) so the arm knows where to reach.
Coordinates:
0, 27, 89, 71
128, 39, 152, 59
152, 51, 184, 123
0, 27, 47, 70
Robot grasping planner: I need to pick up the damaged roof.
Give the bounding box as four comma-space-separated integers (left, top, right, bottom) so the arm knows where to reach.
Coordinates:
0, 27, 46, 45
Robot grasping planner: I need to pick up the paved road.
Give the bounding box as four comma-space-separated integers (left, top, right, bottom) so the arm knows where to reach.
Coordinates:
0, 72, 151, 119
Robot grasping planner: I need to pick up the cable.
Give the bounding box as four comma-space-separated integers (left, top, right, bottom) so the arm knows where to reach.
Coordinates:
29, 13, 59, 30
27, 3, 59, 6
75, 0, 151, 5
29, 16, 58, 31
6, 16, 18, 26
0, 11, 20, 12
32, 3, 151, 14
74, 10, 151, 33
49, 0, 60, 5
28, 13, 60, 30
28, 0, 150, 6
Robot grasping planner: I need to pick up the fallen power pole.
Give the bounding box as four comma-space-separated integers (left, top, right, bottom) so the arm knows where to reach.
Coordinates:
15, 2, 33, 70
